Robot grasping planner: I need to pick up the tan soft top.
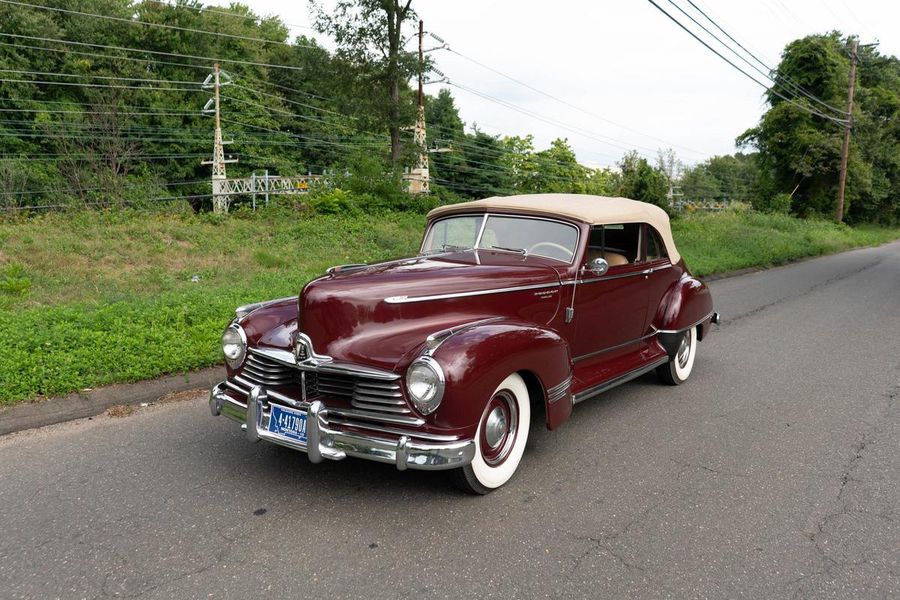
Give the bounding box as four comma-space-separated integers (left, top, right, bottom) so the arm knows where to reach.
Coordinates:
427, 194, 680, 263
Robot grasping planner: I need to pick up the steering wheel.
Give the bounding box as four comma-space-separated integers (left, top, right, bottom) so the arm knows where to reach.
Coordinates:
527, 242, 574, 261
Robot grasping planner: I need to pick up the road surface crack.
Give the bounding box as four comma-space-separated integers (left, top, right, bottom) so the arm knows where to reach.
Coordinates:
568, 501, 662, 575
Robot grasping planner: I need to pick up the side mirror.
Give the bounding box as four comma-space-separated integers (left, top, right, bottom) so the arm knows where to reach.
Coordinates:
588, 257, 609, 276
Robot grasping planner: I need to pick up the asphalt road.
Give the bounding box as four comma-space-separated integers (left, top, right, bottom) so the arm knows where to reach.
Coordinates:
1, 242, 898, 599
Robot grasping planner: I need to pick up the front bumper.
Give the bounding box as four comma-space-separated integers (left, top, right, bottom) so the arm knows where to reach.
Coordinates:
209, 382, 475, 471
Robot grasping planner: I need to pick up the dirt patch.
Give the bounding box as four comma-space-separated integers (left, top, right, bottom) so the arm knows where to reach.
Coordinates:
106, 404, 136, 418
156, 388, 205, 405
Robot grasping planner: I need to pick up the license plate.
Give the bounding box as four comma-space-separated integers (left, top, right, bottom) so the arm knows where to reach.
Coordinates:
268, 404, 308, 444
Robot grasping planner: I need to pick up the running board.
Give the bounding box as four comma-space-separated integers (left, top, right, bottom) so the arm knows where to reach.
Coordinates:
573, 357, 669, 404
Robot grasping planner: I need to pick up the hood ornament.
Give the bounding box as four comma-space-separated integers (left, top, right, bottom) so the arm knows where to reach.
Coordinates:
294, 333, 332, 366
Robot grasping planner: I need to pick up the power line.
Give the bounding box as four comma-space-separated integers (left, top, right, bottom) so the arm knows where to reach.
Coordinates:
439, 45, 709, 158
0, 153, 206, 162
678, 0, 848, 118
0, 40, 217, 73
0, 178, 209, 197
0, 31, 306, 73
0, 76, 201, 92
447, 80, 649, 161
0, 0, 311, 49
0, 67, 201, 87
0, 107, 197, 117
645, 0, 848, 127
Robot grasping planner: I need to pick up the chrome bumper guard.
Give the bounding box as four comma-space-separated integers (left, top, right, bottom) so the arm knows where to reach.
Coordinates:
209, 382, 475, 471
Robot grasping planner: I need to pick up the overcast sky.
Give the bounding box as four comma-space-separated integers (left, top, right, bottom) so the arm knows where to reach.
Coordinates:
242, 0, 898, 169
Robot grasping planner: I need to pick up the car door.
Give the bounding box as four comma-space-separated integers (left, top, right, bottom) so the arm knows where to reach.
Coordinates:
640, 224, 679, 336
571, 224, 649, 361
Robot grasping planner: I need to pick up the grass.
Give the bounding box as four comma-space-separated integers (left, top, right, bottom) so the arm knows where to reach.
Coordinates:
0, 203, 897, 405
674, 208, 900, 277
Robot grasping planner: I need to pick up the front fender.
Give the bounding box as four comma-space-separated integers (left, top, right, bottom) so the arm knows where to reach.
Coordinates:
429, 320, 573, 432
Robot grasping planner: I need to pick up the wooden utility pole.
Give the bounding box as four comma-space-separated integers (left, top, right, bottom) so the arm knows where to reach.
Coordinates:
835, 37, 858, 223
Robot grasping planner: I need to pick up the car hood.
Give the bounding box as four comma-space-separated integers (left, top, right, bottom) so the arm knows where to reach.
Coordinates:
297, 250, 565, 369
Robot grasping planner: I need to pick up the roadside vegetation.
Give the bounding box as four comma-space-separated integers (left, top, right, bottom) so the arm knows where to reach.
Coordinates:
1, 203, 897, 405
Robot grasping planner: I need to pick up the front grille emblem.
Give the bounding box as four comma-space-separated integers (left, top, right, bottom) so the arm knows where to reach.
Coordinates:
295, 336, 310, 361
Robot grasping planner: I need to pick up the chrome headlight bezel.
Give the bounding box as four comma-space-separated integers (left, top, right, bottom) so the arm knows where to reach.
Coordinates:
405, 356, 445, 416
221, 323, 247, 369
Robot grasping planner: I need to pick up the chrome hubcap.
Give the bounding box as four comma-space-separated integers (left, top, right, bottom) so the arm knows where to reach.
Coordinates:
484, 406, 508, 449
676, 330, 692, 368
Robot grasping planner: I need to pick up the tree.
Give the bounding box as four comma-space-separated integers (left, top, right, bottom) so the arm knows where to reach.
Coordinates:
738, 33, 900, 222
312, 0, 419, 166
615, 151, 669, 211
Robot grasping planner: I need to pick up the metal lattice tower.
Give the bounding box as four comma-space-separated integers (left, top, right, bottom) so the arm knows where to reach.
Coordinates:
201, 64, 237, 213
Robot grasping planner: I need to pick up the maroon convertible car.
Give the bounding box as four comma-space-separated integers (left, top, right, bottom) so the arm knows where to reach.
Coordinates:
210, 194, 718, 493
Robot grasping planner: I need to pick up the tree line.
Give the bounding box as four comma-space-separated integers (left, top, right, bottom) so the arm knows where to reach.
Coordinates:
0, 1, 897, 223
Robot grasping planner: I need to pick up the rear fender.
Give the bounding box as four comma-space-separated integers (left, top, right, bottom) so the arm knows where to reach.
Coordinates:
653, 274, 714, 357
429, 320, 573, 432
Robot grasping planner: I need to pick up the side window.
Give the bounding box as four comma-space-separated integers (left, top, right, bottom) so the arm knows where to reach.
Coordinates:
585, 223, 641, 267
645, 226, 668, 261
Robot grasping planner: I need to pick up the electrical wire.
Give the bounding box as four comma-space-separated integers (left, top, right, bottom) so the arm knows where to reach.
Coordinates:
0, 76, 201, 92
440, 46, 709, 158
0, 0, 311, 49
0, 68, 200, 87
0, 31, 306, 73
677, 0, 848, 118
645, 0, 848, 127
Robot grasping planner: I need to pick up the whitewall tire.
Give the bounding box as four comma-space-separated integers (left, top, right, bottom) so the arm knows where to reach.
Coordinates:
454, 373, 530, 494
657, 326, 698, 385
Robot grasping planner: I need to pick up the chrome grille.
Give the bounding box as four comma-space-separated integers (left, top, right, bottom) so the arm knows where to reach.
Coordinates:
240, 352, 296, 387
236, 351, 410, 416
316, 374, 410, 415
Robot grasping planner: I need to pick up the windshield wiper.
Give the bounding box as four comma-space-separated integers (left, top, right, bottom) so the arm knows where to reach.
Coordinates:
491, 245, 527, 255
422, 244, 471, 255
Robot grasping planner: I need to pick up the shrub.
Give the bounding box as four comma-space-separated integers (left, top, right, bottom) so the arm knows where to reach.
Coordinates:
0, 264, 31, 297
307, 188, 359, 215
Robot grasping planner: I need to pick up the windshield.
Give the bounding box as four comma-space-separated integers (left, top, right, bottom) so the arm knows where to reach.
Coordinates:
422, 214, 579, 263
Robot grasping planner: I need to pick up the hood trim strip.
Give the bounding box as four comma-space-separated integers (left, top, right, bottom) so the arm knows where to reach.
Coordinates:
385, 281, 560, 304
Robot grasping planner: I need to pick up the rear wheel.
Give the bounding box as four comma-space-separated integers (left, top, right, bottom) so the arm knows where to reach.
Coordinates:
453, 373, 530, 494
657, 326, 698, 385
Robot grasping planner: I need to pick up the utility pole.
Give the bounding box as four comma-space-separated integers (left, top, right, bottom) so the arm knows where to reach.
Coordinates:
407, 19, 430, 194
201, 63, 237, 214
835, 37, 858, 223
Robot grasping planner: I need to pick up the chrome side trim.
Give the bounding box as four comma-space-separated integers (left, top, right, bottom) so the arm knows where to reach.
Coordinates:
655, 311, 716, 335
385, 281, 560, 304
546, 375, 573, 404
572, 332, 658, 363
583, 269, 650, 284
573, 356, 669, 404
424, 317, 505, 355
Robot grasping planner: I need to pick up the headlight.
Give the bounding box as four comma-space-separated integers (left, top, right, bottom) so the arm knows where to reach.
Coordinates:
406, 356, 445, 415
221, 324, 247, 369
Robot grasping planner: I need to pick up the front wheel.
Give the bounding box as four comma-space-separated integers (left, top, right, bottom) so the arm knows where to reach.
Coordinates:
453, 373, 531, 494
657, 326, 698, 385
